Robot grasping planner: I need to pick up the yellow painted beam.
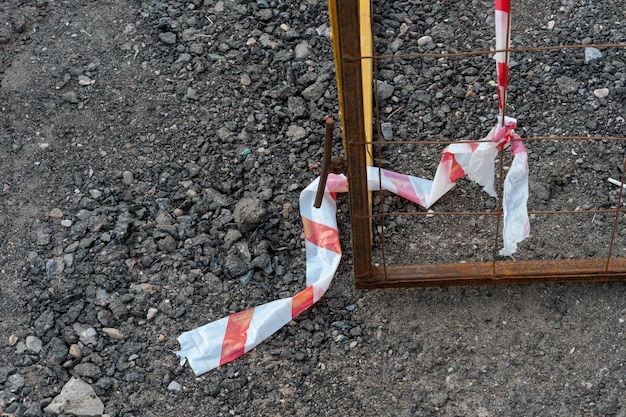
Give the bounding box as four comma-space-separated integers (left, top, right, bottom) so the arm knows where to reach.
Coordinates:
328, 0, 373, 166
359, 0, 373, 167
328, 0, 343, 132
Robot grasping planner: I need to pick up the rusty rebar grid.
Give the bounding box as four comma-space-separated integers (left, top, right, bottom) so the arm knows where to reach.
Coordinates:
333, 0, 626, 288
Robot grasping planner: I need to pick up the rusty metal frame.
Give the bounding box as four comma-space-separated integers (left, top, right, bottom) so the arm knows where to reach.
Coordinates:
332, 0, 373, 284
330, 0, 626, 288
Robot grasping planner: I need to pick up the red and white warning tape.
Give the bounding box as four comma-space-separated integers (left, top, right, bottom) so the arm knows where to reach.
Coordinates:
176, 154, 528, 374
174, 0, 529, 374
495, 0, 511, 116
493, 0, 530, 255
175, 175, 343, 375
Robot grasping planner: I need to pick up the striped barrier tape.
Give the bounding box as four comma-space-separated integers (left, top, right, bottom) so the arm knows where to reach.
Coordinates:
175, 141, 529, 374
174, 0, 528, 374
495, 0, 511, 116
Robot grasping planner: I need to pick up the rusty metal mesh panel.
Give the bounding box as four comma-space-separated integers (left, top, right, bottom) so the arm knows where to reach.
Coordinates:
332, 0, 626, 287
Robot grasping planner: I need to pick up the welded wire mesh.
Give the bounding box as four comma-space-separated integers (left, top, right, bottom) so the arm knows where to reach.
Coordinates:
338, 0, 626, 287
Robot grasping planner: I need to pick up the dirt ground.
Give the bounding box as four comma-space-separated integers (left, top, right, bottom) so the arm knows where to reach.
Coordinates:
1, 0, 626, 416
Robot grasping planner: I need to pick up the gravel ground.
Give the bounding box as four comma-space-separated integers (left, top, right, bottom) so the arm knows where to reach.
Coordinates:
1, 0, 626, 416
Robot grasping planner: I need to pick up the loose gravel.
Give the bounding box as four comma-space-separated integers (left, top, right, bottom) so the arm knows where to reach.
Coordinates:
1, 0, 626, 416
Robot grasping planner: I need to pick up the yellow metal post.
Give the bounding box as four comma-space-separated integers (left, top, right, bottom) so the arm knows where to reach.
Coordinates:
329, 0, 373, 165
359, 0, 374, 166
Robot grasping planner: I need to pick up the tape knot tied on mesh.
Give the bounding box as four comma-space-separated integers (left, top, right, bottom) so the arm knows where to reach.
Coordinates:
492, 118, 518, 149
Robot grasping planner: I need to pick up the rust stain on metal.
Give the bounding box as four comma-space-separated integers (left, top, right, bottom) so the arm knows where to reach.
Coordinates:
313, 116, 347, 209
358, 258, 626, 289
332, 0, 373, 283
313, 117, 336, 209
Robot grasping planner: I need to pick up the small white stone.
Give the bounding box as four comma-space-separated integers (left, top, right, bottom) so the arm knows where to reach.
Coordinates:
48, 208, 64, 219
44, 377, 104, 416
102, 327, 125, 340
316, 23, 329, 37
75, 325, 98, 346
89, 189, 103, 199
69, 343, 82, 358
286, 125, 306, 140
584, 47, 603, 63
294, 40, 310, 59
146, 308, 158, 321
61, 219, 73, 227
167, 380, 182, 391
122, 170, 134, 185
16, 341, 27, 354
25, 335, 43, 354
78, 75, 94, 86
593, 88, 609, 98
417, 35, 432, 47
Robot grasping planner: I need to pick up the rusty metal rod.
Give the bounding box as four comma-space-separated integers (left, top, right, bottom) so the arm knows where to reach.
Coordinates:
334, 0, 373, 284
360, 208, 626, 218
313, 117, 335, 209
349, 43, 626, 62
494, 6, 511, 264
492, 147, 506, 269
371, 23, 389, 281
500, 0, 513, 128
355, 136, 626, 146
355, 258, 626, 288
605, 152, 626, 269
